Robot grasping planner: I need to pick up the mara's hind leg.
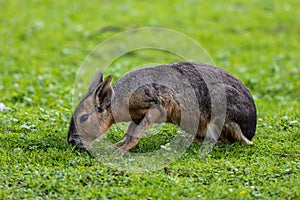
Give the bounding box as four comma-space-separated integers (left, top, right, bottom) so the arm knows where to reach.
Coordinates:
194, 117, 224, 144
221, 122, 253, 145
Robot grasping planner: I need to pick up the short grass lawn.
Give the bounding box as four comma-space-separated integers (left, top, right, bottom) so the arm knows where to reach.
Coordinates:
0, 0, 299, 199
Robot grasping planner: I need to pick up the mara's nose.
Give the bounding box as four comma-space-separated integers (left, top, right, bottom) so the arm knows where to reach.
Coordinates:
68, 136, 84, 148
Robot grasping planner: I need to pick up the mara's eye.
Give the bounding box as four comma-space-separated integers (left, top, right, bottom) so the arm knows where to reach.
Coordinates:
79, 114, 89, 123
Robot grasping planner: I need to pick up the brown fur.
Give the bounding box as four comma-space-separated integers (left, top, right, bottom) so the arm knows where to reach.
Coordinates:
68, 62, 257, 154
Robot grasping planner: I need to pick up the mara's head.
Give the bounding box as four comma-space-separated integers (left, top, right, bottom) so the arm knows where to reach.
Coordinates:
68, 71, 115, 148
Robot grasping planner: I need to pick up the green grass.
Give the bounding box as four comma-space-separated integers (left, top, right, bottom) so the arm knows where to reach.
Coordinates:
0, 0, 299, 199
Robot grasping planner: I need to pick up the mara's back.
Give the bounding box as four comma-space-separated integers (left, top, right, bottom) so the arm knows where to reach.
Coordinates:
113, 62, 256, 141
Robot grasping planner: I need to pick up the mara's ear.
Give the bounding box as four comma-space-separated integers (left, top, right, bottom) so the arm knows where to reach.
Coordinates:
88, 71, 104, 94
93, 75, 114, 112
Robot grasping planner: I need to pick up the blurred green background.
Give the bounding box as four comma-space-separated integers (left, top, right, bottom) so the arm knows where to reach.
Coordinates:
0, 0, 299, 199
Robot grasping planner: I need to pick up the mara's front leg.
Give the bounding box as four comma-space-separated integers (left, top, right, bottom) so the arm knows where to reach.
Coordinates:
111, 107, 163, 155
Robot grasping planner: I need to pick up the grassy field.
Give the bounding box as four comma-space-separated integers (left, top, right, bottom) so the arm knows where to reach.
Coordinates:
0, 0, 299, 199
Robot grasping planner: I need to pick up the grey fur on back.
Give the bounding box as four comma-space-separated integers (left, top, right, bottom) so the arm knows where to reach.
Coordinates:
113, 62, 256, 141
